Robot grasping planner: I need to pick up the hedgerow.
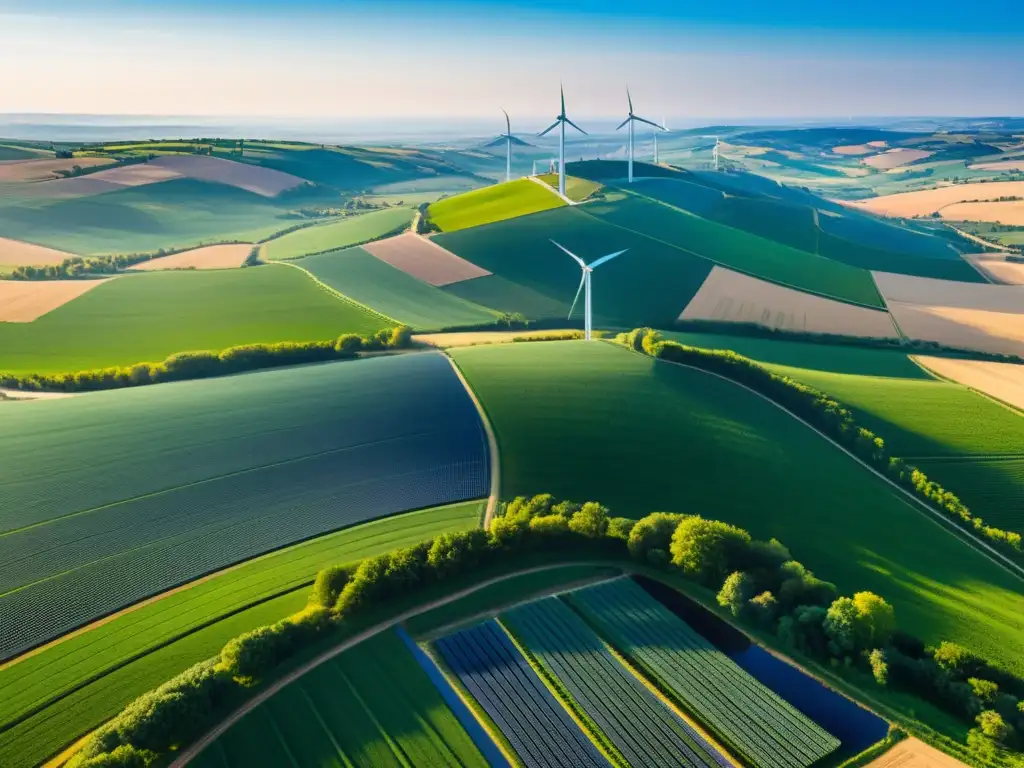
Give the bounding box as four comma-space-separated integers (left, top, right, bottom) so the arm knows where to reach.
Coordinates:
620, 328, 1022, 558
0, 327, 413, 394
70, 494, 1024, 767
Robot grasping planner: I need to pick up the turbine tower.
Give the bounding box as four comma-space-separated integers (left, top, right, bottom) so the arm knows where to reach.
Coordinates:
551, 239, 627, 341
538, 85, 587, 198
713, 136, 721, 171
616, 89, 664, 183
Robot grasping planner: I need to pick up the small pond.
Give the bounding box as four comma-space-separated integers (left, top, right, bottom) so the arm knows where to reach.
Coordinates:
635, 575, 889, 756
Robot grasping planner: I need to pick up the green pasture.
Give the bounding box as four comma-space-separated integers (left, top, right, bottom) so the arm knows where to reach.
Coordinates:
584, 191, 884, 307
262, 207, 414, 261
0, 179, 308, 255
435, 206, 712, 326
428, 178, 566, 232
0, 502, 483, 768
192, 630, 487, 768
0, 264, 387, 374
450, 340, 1024, 674
538, 173, 604, 202
295, 247, 496, 330
0, 144, 50, 161
913, 457, 1024, 534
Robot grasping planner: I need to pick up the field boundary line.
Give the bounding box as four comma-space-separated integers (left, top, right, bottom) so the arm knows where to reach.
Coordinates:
527, 174, 575, 206
270, 260, 401, 325
634, 346, 1024, 581
444, 354, 501, 528
265, 219, 415, 262
169, 561, 617, 768
911, 355, 1024, 418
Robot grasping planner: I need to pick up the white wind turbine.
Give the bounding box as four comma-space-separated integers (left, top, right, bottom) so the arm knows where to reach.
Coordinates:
485, 110, 530, 182
616, 89, 664, 183
712, 136, 721, 171
551, 239, 627, 341
538, 86, 587, 198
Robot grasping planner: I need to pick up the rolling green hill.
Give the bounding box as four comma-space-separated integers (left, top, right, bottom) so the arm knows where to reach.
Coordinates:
428, 178, 566, 232
0, 179, 309, 255
294, 246, 497, 330
435, 206, 712, 326
262, 207, 414, 261
450, 340, 1024, 675
0, 264, 388, 374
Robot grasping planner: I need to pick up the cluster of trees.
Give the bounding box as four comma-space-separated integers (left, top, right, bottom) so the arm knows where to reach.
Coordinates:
415, 202, 439, 234
69, 493, 1024, 767
0, 327, 413, 394
9, 241, 251, 281
622, 328, 1022, 556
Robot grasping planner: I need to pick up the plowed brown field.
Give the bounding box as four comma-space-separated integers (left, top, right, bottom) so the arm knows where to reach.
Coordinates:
364, 233, 491, 286
130, 244, 253, 271
0, 279, 113, 322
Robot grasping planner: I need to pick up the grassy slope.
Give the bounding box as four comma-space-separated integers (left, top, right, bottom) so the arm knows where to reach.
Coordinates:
295, 246, 497, 330
584, 190, 885, 308
450, 341, 1024, 674
0, 264, 387, 374
0, 179, 305, 255
435, 206, 712, 326
428, 178, 566, 232
538, 173, 604, 202
262, 207, 414, 261
193, 630, 488, 768
0, 502, 482, 768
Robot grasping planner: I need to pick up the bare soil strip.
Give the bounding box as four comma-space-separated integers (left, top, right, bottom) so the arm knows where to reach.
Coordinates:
851, 181, 1024, 218
914, 356, 1024, 412
969, 160, 1024, 172
129, 244, 253, 271
888, 303, 1024, 358
148, 155, 304, 197
0, 237, 76, 267
832, 144, 875, 156
940, 200, 1024, 226
363, 233, 491, 286
0, 157, 115, 183
965, 255, 1024, 285
862, 149, 933, 169
0, 279, 113, 322
680, 266, 898, 338
865, 737, 968, 768
872, 270, 1024, 312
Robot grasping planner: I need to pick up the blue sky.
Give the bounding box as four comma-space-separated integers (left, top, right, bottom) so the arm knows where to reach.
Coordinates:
1, 0, 1022, 121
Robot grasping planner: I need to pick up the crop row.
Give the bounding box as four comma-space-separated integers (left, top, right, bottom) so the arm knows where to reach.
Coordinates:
435, 620, 609, 768
567, 579, 840, 768
504, 596, 728, 768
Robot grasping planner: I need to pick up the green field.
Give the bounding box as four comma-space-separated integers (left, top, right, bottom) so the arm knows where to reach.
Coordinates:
538, 173, 604, 202
405, 564, 618, 637
192, 629, 488, 768
428, 178, 566, 232
262, 207, 414, 261
449, 340, 1024, 674
0, 264, 388, 374
295, 247, 497, 330
913, 457, 1024, 533
0, 179, 310, 254
435, 206, 712, 326
0, 502, 482, 768
584, 190, 885, 308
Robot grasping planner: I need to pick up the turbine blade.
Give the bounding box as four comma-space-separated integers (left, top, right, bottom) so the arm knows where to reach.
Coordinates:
615, 117, 630, 131
564, 117, 588, 135
587, 248, 628, 269
633, 115, 664, 130
538, 119, 561, 137
567, 271, 586, 319
503, 108, 510, 135
627, 88, 633, 115
560, 84, 566, 117
550, 239, 587, 269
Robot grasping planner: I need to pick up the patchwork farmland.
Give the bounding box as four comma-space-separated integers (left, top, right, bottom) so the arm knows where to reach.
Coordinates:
428, 178, 566, 232
262, 207, 415, 261
0, 264, 387, 374
128, 243, 253, 270
0, 353, 489, 658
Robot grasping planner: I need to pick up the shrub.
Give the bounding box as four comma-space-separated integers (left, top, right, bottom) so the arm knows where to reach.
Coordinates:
934, 641, 983, 678
869, 649, 889, 686
969, 678, 1000, 704
627, 512, 686, 564
220, 625, 286, 682
426, 529, 488, 579
334, 334, 364, 355
72, 745, 157, 768
529, 514, 570, 537
748, 591, 778, 626
568, 502, 609, 538
310, 565, 349, 608
388, 325, 413, 348
777, 561, 837, 610
670, 516, 751, 585
606, 517, 636, 541
717, 571, 755, 617
977, 710, 1012, 743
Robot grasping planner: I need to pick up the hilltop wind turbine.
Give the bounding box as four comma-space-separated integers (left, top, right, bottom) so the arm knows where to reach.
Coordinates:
616, 90, 664, 183
551, 239, 627, 341
712, 136, 721, 171
538, 85, 587, 197
485, 110, 529, 182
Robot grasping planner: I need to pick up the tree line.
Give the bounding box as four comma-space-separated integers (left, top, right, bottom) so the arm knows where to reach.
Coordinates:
66, 493, 1024, 767
622, 328, 1022, 557
0, 328, 413, 394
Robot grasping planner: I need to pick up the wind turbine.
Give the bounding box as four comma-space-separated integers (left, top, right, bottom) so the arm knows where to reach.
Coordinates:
485, 110, 529, 182
616, 90, 664, 183
538, 86, 587, 198
551, 239, 627, 341
712, 136, 721, 171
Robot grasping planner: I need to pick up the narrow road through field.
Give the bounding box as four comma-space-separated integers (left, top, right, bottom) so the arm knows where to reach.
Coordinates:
169, 561, 614, 767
